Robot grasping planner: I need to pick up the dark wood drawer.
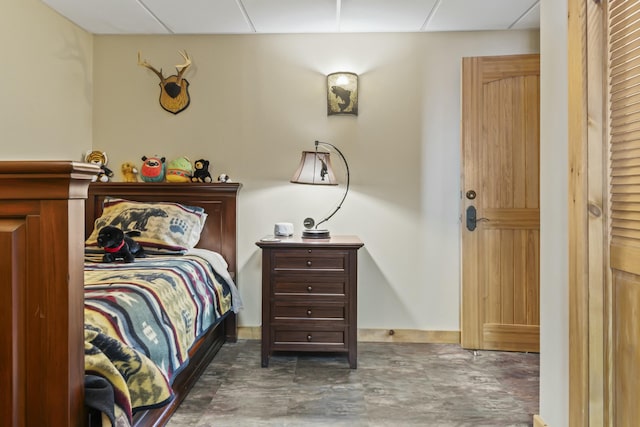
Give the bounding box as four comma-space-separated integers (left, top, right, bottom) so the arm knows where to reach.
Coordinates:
272, 329, 345, 345
256, 236, 363, 368
273, 249, 347, 271
273, 276, 346, 296
272, 301, 346, 320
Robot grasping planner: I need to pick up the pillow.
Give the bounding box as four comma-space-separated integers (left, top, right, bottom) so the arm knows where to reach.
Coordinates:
86, 197, 207, 254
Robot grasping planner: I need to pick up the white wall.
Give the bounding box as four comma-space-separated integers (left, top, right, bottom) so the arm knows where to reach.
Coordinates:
1, 0, 93, 160
92, 31, 539, 330
539, 0, 569, 424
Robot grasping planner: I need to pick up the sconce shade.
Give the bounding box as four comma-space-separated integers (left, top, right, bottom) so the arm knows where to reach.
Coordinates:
327, 72, 358, 116
290, 151, 337, 185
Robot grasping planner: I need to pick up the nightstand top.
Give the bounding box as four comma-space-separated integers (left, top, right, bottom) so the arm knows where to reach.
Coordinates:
256, 235, 363, 248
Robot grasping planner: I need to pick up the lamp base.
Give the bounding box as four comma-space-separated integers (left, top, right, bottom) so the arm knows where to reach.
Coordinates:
302, 229, 330, 239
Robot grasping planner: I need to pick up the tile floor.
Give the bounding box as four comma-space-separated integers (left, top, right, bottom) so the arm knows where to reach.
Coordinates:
168, 339, 539, 427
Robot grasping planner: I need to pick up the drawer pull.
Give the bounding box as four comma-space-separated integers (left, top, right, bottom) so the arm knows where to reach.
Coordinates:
307, 334, 313, 341
306, 260, 312, 267
306, 309, 312, 316
307, 286, 313, 292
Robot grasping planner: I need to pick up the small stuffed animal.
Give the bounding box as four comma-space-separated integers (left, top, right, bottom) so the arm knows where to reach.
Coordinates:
140, 155, 166, 182
96, 225, 146, 263
192, 159, 212, 183
121, 162, 139, 182
166, 156, 194, 182
85, 150, 114, 183
217, 173, 231, 183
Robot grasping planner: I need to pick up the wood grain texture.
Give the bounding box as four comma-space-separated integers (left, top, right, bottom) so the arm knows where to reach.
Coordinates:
0, 220, 26, 427
257, 236, 363, 369
0, 161, 99, 427
607, 1, 640, 424
568, 0, 594, 424
461, 54, 540, 352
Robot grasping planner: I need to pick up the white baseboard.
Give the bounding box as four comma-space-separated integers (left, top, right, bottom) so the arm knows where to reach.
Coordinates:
238, 327, 460, 344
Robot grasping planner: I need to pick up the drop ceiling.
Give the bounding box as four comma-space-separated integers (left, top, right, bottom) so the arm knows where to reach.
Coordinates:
41, 0, 539, 35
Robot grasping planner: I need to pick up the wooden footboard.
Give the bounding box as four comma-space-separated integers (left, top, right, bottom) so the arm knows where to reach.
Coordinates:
0, 161, 99, 426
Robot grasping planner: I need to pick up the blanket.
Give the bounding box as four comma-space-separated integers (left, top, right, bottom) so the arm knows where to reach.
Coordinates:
84, 250, 239, 424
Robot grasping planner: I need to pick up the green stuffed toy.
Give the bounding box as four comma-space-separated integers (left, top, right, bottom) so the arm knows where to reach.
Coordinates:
165, 156, 194, 182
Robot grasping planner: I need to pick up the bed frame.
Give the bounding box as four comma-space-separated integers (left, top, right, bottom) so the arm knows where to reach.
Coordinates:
0, 161, 241, 426
86, 181, 241, 426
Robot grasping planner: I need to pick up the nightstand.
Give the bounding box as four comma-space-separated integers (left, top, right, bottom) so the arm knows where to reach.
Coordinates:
256, 236, 364, 368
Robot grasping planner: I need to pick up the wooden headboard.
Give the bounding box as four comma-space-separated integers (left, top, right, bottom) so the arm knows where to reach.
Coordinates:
85, 182, 241, 277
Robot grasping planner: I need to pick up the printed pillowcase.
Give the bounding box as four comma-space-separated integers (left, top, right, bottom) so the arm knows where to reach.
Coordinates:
86, 197, 207, 254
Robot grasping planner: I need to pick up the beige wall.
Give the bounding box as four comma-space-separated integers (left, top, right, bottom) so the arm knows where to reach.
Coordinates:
93, 31, 539, 329
1, 0, 92, 160
5, 0, 567, 420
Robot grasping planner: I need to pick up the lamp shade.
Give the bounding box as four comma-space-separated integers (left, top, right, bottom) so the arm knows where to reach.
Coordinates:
290, 151, 337, 185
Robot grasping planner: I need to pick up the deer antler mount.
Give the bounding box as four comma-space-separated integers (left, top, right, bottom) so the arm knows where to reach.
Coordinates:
138, 50, 192, 114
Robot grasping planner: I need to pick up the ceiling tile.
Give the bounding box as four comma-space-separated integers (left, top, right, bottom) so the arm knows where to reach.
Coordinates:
142, 0, 253, 34
242, 0, 337, 33
41, 0, 169, 34
41, 0, 540, 35
424, 0, 539, 32
340, 0, 439, 32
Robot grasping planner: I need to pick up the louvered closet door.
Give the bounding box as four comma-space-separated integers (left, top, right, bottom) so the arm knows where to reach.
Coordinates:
608, 1, 640, 423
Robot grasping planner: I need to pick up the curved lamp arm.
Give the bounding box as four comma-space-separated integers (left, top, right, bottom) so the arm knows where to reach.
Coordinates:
313, 140, 350, 230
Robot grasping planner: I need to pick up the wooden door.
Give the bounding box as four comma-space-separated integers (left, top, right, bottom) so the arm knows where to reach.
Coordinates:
571, 0, 640, 423
607, 1, 640, 422
461, 54, 540, 352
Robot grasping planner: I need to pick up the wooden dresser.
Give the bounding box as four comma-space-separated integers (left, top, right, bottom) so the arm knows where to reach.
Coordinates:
256, 235, 363, 368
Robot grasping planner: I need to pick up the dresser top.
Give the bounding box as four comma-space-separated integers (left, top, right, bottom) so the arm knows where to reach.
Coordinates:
256, 235, 363, 248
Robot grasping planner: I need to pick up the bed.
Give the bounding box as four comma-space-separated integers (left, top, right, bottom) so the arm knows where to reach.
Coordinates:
84, 181, 242, 426
0, 161, 241, 426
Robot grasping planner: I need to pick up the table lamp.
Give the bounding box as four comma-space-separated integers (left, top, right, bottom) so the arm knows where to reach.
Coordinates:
290, 140, 350, 238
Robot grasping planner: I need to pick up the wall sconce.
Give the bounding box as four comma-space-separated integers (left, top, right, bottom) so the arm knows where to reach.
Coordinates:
327, 72, 358, 116
291, 140, 350, 238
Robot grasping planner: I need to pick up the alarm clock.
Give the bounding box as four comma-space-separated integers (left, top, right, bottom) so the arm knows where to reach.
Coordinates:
274, 222, 294, 236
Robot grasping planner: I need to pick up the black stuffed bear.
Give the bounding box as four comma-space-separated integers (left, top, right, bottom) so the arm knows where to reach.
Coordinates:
191, 159, 212, 183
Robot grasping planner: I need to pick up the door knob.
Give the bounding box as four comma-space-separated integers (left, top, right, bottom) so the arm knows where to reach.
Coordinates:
466, 206, 489, 231
466, 206, 477, 231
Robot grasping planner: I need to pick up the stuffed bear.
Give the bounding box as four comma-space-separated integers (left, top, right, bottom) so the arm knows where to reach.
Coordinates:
121, 162, 139, 182
140, 155, 166, 182
217, 173, 231, 183
166, 156, 194, 182
191, 159, 212, 183
85, 150, 114, 183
